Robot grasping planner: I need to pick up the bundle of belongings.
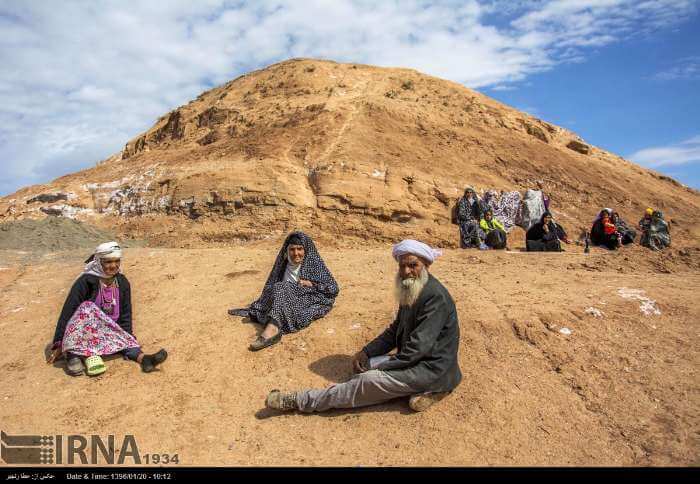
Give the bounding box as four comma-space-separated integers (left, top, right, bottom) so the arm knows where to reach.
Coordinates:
482, 190, 522, 233
515, 189, 548, 231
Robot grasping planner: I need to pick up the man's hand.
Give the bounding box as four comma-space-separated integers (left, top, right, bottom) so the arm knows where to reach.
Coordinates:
299, 279, 314, 288
352, 351, 369, 374
542, 224, 549, 233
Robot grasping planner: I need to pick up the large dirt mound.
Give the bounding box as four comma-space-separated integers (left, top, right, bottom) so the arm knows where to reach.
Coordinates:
0, 218, 119, 252
1, 58, 698, 250
0, 60, 698, 465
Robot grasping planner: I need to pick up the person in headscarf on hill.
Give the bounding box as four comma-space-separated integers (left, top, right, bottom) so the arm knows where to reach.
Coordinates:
639, 208, 654, 233
526, 211, 570, 252
590, 208, 621, 250
456, 187, 484, 249
228, 231, 339, 351
591, 207, 612, 226
479, 208, 508, 250
47, 242, 168, 377
640, 210, 671, 251
264, 239, 461, 414
611, 211, 636, 245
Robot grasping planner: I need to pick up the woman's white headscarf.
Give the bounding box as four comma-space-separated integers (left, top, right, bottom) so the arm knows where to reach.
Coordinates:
82, 241, 123, 278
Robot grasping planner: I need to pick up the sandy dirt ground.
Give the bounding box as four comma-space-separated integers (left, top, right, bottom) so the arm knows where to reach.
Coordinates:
0, 242, 698, 466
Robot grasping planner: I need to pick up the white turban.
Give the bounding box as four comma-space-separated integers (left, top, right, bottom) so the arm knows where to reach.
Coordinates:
392, 239, 442, 265
82, 241, 123, 278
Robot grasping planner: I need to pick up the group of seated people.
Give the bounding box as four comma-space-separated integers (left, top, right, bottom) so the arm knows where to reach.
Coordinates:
589, 207, 671, 251
48, 234, 461, 415
456, 187, 671, 253
457, 187, 571, 252
456, 187, 509, 250
639, 208, 672, 251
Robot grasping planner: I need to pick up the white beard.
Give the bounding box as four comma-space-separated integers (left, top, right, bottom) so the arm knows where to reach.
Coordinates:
395, 268, 429, 307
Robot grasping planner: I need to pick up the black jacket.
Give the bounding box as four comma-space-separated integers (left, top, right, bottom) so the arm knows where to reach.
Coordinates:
526, 220, 566, 242
590, 220, 607, 245
52, 273, 133, 344
363, 274, 462, 393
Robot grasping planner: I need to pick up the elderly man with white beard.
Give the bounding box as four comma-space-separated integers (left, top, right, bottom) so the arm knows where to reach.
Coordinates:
265, 239, 462, 413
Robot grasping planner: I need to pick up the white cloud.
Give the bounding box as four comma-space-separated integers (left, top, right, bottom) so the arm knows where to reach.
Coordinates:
653, 56, 700, 81
0, 0, 697, 195
629, 136, 700, 167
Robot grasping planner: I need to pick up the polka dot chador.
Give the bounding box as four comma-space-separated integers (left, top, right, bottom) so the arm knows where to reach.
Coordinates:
246, 231, 339, 333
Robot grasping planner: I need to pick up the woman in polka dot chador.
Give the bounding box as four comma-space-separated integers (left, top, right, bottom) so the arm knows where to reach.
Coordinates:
228, 231, 339, 351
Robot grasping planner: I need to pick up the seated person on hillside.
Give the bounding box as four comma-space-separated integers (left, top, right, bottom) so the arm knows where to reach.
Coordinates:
228, 232, 339, 351
526, 212, 570, 252
264, 240, 461, 414
47, 242, 168, 377
590, 209, 621, 250
611, 211, 636, 245
479, 208, 507, 250
639, 208, 653, 232
457, 187, 484, 249
640, 210, 671, 251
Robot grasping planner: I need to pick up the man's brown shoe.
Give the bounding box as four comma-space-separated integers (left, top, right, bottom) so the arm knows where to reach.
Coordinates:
408, 392, 449, 412
265, 390, 298, 411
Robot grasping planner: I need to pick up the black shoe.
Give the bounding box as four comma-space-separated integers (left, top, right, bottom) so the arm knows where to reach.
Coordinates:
228, 308, 249, 318
249, 332, 282, 351
141, 349, 168, 373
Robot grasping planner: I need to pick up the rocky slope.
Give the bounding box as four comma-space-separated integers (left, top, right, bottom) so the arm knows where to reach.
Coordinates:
2, 58, 699, 248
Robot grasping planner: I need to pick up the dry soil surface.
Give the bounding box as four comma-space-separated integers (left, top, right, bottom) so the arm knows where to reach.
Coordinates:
0, 244, 698, 466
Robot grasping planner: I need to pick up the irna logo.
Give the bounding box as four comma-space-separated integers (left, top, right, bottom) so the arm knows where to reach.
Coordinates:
1, 431, 142, 465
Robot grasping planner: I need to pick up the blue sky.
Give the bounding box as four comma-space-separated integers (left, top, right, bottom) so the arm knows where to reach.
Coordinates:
1, 0, 699, 196
482, 9, 700, 188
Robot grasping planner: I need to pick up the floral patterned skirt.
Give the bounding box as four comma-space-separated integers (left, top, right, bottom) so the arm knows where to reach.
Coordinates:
61, 301, 139, 357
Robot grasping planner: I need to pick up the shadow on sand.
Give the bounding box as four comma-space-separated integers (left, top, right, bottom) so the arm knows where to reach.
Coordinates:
254, 354, 414, 419
308, 353, 353, 383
